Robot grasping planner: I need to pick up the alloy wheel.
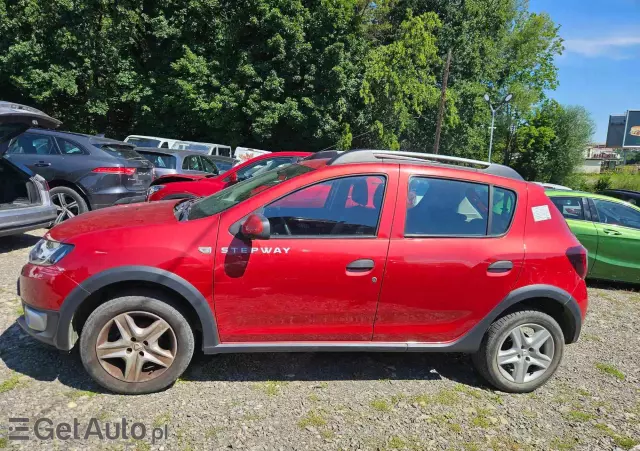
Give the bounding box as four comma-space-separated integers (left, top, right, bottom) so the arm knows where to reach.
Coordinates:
95, 311, 177, 383
496, 323, 555, 384
52, 192, 80, 224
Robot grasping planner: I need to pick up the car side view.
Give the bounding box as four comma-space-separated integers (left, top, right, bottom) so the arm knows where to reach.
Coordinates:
5, 128, 154, 224
547, 189, 640, 284
146, 151, 311, 201
135, 147, 225, 179
18, 149, 588, 395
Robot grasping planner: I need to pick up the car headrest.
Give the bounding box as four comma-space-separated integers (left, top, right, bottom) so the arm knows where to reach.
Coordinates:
351, 179, 369, 206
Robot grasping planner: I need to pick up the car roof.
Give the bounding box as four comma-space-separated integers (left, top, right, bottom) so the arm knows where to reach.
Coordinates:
546, 189, 640, 208
28, 128, 133, 147
134, 147, 212, 158
126, 135, 175, 141
318, 149, 524, 181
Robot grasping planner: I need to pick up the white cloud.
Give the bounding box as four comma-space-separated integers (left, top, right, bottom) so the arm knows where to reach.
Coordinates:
564, 35, 640, 58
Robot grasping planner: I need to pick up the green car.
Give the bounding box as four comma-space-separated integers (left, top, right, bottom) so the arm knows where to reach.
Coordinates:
547, 190, 640, 284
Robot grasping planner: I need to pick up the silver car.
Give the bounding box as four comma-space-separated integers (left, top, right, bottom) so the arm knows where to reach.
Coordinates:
0, 102, 58, 237
135, 148, 236, 178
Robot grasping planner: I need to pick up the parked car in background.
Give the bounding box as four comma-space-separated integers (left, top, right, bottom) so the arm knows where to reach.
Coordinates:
124, 135, 178, 149
18, 150, 588, 394
234, 147, 270, 163
547, 190, 640, 284
5, 129, 153, 225
534, 182, 572, 191
171, 141, 233, 157
147, 151, 311, 201
135, 148, 227, 179
0, 102, 58, 236
599, 189, 640, 206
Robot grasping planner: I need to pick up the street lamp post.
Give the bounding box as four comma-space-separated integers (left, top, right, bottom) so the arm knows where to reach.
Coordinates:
484, 93, 513, 163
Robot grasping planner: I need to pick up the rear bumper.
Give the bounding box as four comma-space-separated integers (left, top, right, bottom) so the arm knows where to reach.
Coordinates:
0, 206, 56, 237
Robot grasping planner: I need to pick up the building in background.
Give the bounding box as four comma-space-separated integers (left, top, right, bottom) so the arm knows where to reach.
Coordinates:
578, 144, 620, 173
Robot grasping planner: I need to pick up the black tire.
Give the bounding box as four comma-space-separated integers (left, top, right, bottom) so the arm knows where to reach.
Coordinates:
472, 310, 565, 393
79, 295, 195, 394
50, 186, 89, 226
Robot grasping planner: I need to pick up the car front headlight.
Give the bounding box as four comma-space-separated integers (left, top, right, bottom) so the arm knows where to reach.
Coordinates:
147, 185, 165, 199
29, 239, 74, 266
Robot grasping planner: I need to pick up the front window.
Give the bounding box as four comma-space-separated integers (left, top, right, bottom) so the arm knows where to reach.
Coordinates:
126, 137, 162, 148
593, 199, 640, 230
188, 163, 317, 220
200, 156, 219, 174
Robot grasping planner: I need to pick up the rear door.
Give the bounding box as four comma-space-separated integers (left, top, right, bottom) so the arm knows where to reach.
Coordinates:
373, 167, 526, 343
548, 195, 599, 273
588, 198, 640, 283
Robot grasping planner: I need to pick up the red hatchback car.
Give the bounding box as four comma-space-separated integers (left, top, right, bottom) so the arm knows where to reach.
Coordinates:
146, 151, 311, 201
18, 150, 588, 394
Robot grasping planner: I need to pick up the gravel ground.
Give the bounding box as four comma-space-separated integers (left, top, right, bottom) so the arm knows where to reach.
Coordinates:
0, 230, 639, 451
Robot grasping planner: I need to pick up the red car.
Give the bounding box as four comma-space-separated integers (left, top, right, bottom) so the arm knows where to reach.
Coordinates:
18, 150, 588, 395
146, 151, 311, 201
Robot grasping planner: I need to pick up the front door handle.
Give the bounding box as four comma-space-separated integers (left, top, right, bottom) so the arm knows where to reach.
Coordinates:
487, 260, 513, 273
34, 161, 51, 167
603, 229, 621, 236
346, 259, 374, 272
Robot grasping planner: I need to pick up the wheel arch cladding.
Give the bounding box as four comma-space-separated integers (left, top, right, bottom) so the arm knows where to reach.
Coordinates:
451, 284, 582, 352
55, 266, 219, 351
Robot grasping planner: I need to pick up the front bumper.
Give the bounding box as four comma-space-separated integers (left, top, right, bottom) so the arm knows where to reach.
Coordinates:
113, 195, 146, 206
17, 304, 60, 348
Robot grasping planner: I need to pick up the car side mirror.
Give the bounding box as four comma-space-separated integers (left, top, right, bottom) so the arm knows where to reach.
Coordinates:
227, 172, 238, 184
241, 213, 270, 240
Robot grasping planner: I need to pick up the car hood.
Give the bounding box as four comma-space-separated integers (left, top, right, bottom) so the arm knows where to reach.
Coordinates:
0, 102, 61, 153
48, 200, 179, 243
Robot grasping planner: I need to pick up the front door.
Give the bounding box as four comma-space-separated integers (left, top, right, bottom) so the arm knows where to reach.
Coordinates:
589, 198, 640, 284
6, 132, 62, 180
213, 170, 397, 342
374, 171, 526, 343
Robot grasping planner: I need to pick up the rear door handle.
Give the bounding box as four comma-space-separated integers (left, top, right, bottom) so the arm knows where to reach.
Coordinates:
487, 260, 513, 273
603, 229, 621, 236
34, 162, 51, 167
346, 259, 374, 272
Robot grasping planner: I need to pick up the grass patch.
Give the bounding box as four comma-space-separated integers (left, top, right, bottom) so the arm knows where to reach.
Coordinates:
448, 422, 463, 433
253, 380, 287, 396
576, 389, 590, 397
0, 437, 7, 449
454, 384, 482, 399
582, 333, 602, 342
471, 408, 493, 428
0, 375, 22, 394
65, 389, 98, 400
370, 399, 391, 412
387, 436, 406, 449
205, 426, 224, 438
595, 362, 625, 380
432, 389, 459, 406
595, 424, 638, 450
488, 393, 505, 405
550, 436, 577, 450
298, 410, 327, 429
390, 393, 406, 404
308, 393, 319, 402
564, 410, 594, 422
153, 413, 171, 428
15, 304, 24, 316
410, 394, 430, 406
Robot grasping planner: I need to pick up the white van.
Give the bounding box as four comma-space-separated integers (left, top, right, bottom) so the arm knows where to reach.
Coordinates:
171, 141, 232, 157
124, 135, 179, 149
234, 147, 271, 164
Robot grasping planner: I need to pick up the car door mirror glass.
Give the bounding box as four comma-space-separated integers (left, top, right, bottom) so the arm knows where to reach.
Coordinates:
241, 213, 271, 240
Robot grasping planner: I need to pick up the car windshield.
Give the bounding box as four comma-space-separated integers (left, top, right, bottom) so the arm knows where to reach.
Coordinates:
126, 137, 161, 147
188, 163, 317, 220
138, 151, 177, 169
97, 144, 141, 160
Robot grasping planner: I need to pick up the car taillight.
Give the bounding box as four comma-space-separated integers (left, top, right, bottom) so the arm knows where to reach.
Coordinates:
92, 167, 136, 175
566, 245, 588, 279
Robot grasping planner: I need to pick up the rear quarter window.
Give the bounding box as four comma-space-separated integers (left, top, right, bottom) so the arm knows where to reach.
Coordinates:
98, 144, 140, 159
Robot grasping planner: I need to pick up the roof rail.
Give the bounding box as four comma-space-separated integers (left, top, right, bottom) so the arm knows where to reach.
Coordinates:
327, 149, 524, 181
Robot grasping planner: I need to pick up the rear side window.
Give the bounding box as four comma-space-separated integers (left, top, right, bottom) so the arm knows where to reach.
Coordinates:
550, 197, 584, 221
98, 144, 139, 159
405, 177, 517, 237
139, 152, 177, 169
57, 138, 86, 155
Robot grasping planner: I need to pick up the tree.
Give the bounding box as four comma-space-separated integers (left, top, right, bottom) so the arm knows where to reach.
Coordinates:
510, 101, 595, 183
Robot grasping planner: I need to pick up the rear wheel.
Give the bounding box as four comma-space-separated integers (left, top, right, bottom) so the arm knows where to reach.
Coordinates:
79, 295, 195, 394
472, 310, 564, 393
50, 186, 88, 225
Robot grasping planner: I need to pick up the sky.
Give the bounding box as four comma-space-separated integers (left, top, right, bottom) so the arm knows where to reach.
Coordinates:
529, 0, 640, 143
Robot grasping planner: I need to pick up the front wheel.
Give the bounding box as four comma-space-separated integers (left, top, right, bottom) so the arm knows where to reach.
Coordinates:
79, 295, 195, 394
472, 310, 564, 393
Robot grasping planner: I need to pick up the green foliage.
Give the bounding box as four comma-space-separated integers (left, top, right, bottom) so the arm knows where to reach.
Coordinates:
594, 174, 613, 192
0, 0, 582, 163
